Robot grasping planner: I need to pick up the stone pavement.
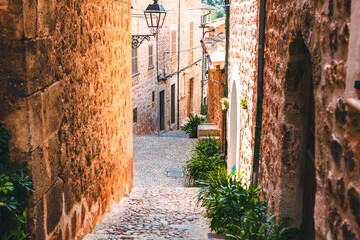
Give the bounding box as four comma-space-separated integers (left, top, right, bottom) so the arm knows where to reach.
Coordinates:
84, 131, 223, 240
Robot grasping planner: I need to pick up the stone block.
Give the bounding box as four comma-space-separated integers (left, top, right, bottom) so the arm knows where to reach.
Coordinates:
0, 0, 24, 39
30, 198, 46, 240
0, 40, 27, 99
28, 91, 44, 150
46, 134, 61, 182
30, 146, 51, 203
25, 39, 53, 95
46, 178, 64, 235
23, 0, 37, 39
43, 82, 61, 137
37, 0, 56, 37
347, 186, 360, 227
197, 123, 220, 137
2, 97, 30, 152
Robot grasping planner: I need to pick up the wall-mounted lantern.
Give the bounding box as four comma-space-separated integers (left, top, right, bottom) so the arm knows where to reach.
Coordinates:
132, 0, 167, 49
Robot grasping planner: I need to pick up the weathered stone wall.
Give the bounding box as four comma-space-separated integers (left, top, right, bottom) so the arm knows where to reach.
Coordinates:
227, 0, 360, 238
228, 0, 259, 182
0, 0, 133, 239
256, 0, 359, 239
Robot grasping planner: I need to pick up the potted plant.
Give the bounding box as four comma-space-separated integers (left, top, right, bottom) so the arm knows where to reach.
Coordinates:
181, 115, 206, 138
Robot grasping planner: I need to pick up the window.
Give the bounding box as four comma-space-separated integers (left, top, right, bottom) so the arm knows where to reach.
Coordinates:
132, 48, 138, 75
149, 45, 154, 67
133, 108, 137, 125
152, 91, 155, 102
171, 30, 177, 58
189, 22, 194, 61
189, 22, 194, 49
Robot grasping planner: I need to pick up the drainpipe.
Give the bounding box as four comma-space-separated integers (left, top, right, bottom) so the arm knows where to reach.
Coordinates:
201, 12, 211, 110
252, 0, 266, 187
156, 29, 160, 134
177, 0, 181, 130
223, 0, 230, 156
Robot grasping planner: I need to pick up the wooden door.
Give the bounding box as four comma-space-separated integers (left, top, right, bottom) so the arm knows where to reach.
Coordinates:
160, 90, 165, 131
301, 86, 316, 240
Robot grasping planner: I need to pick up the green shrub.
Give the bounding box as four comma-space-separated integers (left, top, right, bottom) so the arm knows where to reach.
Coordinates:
196, 168, 299, 240
183, 137, 224, 186
201, 104, 208, 116
181, 115, 206, 138
0, 123, 33, 239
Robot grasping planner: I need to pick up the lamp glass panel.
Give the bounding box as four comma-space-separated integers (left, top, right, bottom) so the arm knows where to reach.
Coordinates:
144, 12, 151, 27
150, 13, 160, 28
159, 12, 167, 28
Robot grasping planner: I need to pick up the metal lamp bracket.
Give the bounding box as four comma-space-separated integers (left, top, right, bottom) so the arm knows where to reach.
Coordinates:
131, 34, 154, 49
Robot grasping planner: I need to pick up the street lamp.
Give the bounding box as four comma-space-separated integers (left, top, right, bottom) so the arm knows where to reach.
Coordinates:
131, 0, 167, 49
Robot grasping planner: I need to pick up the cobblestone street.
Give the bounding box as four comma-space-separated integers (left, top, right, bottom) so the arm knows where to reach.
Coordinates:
84, 131, 223, 240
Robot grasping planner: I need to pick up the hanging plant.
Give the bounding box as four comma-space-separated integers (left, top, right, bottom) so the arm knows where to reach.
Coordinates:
221, 97, 229, 111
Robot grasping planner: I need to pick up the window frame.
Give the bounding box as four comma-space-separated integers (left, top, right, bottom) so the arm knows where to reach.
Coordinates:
149, 45, 154, 68
132, 48, 139, 75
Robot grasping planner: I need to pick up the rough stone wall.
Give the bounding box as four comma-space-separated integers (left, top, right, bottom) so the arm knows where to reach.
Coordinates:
228, 0, 259, 182
131, 0, 158, 135
0, 0, 133, 239
256, 0, 360, 239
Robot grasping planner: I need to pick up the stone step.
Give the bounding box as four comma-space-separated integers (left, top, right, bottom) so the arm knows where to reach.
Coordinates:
197, 123, 220, 137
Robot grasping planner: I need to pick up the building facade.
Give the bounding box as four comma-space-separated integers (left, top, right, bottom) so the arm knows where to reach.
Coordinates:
227, 0, 360, 239
131, 0, 210, 135
0, 1, 133, 239
202, 32, 226, 148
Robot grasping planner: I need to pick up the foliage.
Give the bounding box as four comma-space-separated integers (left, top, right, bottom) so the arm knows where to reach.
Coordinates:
221, 97, 229, 110
0, 123, 33, 239
196, 168, 299, 240
181, 115, 206, 138
240, 98, 248, 110
203, 0, 225, 20
201, 104, 208, 116
183, 137, 224, 186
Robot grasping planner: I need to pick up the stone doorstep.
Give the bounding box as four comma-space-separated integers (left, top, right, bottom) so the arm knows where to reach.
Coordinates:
197, 124, 220, 137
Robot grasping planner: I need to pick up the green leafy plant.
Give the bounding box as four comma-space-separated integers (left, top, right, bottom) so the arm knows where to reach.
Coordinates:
183, 137, 224, 186
181, 115, 206, 138
221, 97, 229, 111
240, 98, 248, 110
201, 104, 208, 116
0, 123, 33, 239
196, 168, 299, 240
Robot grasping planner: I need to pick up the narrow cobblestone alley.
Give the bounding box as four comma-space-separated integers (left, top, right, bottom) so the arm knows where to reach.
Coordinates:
84, 131, 223, 240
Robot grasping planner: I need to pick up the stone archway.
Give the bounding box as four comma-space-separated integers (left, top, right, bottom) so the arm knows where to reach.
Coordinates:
282, 35, 316, 239
228, 65, 241, 175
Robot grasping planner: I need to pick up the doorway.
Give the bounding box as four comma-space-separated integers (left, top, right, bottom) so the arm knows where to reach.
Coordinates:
284, 35, 316, 239
160, 90, 165, 131
171, 84, 176, 124
187, 78, 194, 117
301, 81, 316, 240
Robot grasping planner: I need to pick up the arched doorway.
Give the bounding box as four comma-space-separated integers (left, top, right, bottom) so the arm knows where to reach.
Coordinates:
284, 35, 316, 239
228, 65, 241, 175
